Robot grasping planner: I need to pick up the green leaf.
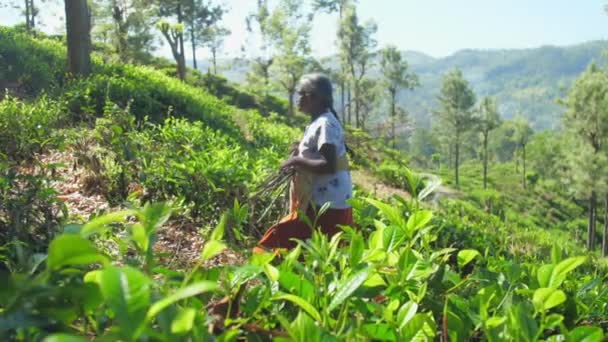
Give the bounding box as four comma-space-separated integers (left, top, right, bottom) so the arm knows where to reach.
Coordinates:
130, 223, 148, 252
137, 202, 172, 234
457, 249, 480, 268
278, 271, 315, 302
544, 314, 563, 328
537, 264, 555, 288
397, 301, 418, 331
366, 198, 406, 228
43, 334, 87, 342
383, 226, 406, 253
147, 281, 217, 320
363, 323, 397, 341
171, 308, 196, 334
349, 232, 364, 266
96, 267, 151, 339
328, 268, 371, 312
264, 263, 279, 282
399, 312, 436, 341
485, 316, 506, 329
47, 235, 107, 270
549, 256, 586, 288
80, 210, 134, 237
273, 293, 322, 322
568, 326, 604, 342
533, 288, 566, 312
551, 244, 561, 264
201, 240, 226, 261
210, 213, 228, 241
406, 210, 433, 235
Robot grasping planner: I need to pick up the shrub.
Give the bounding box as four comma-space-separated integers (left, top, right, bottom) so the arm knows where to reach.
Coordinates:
0, 96, 66, 161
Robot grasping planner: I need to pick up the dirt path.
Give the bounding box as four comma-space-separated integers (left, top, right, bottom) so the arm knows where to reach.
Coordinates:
351, 170, 412, 200
34, 149, 244, 269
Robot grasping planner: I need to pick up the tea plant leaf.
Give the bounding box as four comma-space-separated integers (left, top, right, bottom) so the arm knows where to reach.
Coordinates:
349, 232, 365, 266
485, 316, 507, 328
47, 235, 108, 270
568, 326, 604, 342
544, 314, 564, 328
278, 271, 315, 301
383, 226, 406, 253
549, 256, 586, 288
457, 249, 480, 268
80, 210, 134, 237
264, 263, 280, 282
97, 266, 151, 339
366, 198, 406, 228
399, 312, 436, 341
537, 264, 555, 288
210, 213, 228, 241
363, 323, 397, 341
171, 308, 196, 334
201, 240, 227, 261
147, 281, 217, 320
406, 210, 433, 235
273, 293, 322, 322
43, 334, 87, 342
533, 288, 566, 312
397, 301, 418, 331
328, 268, 371, 312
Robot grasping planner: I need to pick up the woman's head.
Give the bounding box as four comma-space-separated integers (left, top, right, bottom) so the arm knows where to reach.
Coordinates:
297, 73, 334, 116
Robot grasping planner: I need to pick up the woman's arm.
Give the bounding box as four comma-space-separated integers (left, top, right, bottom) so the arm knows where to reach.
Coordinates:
281, 143, 337, 174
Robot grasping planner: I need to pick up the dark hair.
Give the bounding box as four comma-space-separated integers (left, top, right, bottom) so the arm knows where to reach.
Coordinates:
298, 73, 355, 157
298, 73, 341, 123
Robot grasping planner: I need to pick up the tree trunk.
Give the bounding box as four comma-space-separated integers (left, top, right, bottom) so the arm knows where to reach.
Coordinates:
354, 81, 360, 128
287, 89, 295, 117
25, 0, 31, 32
112, 2, 127, 62
347, 86, 352, 126
483, 132, 488, 189
589, 191, 597, 251
522, 144, 527, 189
177, 4, 186, 80
603, 194, 608, 257
391, 89, 396, 148
211, 47, 217, 74
65, 0, 91, 77
455, 134, 460, 187
340, 79, 345, 123
190, 27, 198, 70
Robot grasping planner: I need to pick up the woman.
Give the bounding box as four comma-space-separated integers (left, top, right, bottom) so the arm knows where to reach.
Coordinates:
255, 73, 354, 251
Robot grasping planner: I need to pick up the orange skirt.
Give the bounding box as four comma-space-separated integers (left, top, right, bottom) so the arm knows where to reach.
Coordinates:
256, 207, 354, 250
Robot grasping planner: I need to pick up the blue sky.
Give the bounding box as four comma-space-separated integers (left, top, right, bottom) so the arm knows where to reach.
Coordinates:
1, 0, 606, 58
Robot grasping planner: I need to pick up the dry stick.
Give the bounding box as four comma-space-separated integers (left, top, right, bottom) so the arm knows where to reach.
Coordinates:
248, 169, 294, 231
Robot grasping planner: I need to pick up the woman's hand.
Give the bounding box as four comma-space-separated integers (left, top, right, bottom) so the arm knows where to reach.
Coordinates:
281, 157, 298, 172
289, 141, 299, 156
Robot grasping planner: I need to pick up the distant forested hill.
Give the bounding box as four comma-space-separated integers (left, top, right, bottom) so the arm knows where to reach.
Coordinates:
198, 40, 608, 130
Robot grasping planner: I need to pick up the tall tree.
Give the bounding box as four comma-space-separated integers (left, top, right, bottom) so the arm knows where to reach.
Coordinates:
562, 64, 608, 252
156, 0, 191, 80
512, 115, 533, 189
380, 45, 419, 148
338, 5, 376, 128
476, 96, 502, 189
268, 0, 312, 116
201, 25, 230, 74
245, 0, 274, 97
433, 69, 476, 187
312, 0, 357, 120
2, 0, 49, 34
93, 0, 156, 63
65, 0, 91, 76
184, 0, 224, 70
